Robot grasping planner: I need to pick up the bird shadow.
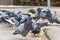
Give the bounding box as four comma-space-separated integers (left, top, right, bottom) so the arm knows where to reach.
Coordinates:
49, 24, 60, 27
41, 22, 60, 27
40, 22, 49, 27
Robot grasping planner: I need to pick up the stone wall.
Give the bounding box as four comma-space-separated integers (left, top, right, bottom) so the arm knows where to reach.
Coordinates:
0, 0, 13, 5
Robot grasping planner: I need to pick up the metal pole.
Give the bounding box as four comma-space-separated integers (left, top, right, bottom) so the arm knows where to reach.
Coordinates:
47, 0, 50, 9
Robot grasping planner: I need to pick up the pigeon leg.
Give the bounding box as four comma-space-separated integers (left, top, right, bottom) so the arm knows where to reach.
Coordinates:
8, 24, 13, 30
12, 24, 16, 30
9, 24, 16, 30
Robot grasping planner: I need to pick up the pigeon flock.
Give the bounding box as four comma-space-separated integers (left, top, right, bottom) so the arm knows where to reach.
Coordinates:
0, 7, 60, 37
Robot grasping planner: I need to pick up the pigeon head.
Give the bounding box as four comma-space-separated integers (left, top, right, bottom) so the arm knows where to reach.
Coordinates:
46, 9, 52, 18
29, 9, 36, 13
29, 9, 36, 17
37, 8, 42, 12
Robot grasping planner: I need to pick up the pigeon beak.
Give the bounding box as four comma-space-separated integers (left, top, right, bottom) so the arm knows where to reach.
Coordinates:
29, 12, 35, 17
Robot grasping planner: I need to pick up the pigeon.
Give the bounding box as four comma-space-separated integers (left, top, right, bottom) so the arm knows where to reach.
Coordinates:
31, 18, 41, 36
0, 11, 9, 22
47, 11, 60, 24
13, 15, 32, 36
39, 9, 60, 24
0, 10, 13, 22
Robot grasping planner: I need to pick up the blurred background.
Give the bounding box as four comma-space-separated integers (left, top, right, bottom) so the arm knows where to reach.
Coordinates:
0, 0, 60, 6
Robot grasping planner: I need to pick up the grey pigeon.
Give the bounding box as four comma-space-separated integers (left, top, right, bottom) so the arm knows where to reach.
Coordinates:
0, 11, 9, 21
13, 16, 32, 36
31, 18, 41, 35
0, 10, 13, 22
47, 11, 60, 24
